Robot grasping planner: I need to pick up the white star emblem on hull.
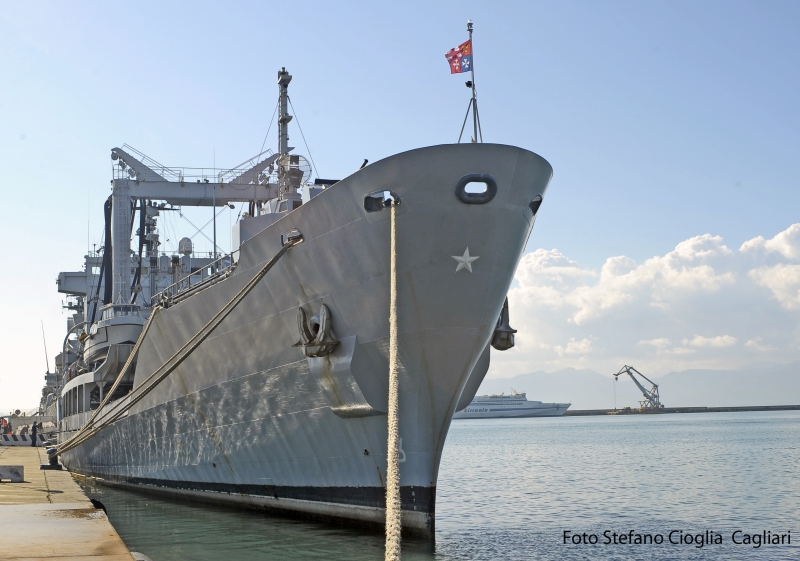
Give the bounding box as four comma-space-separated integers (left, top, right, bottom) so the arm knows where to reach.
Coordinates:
452, 248, 479, 273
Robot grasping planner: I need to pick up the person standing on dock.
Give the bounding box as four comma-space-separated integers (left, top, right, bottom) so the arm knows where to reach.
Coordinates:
30, 421, 38, 447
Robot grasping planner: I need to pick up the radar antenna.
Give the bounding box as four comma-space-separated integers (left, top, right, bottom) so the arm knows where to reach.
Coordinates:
613, 365, 664, 409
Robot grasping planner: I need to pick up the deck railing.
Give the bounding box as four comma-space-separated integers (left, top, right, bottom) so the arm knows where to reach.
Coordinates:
151, 250, 239, 307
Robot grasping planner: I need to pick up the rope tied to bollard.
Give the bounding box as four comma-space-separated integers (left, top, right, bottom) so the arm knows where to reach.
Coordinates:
385, 201, 402, 561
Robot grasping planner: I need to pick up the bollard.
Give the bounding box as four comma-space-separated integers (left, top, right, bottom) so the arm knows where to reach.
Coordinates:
41, 447, 63, 470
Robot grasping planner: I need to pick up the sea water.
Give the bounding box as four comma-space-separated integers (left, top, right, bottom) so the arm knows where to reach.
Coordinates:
78, 411, 800, 560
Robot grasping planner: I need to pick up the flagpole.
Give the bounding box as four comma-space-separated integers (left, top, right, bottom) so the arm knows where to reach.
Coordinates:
457, 98, 473, 144
468, 20, 478, 143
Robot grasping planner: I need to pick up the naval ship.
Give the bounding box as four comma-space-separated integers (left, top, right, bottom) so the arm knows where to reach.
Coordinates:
39, 68, 553, 536
453, 390, 571, 419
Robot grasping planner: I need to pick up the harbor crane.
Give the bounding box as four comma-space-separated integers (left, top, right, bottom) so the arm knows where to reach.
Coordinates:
614, 365, 664, 409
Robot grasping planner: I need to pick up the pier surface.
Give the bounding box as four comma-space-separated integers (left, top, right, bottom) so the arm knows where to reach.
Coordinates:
0, 446, 134, 561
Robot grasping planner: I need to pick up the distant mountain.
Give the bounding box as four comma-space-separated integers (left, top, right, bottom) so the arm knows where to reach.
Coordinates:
477, 362, 800, 410
655, 361, 800, 408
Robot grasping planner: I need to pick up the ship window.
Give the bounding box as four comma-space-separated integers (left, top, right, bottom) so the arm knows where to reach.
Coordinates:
292, 200, 302, 210
89, 385, 101, 410
103, 381, 133, 402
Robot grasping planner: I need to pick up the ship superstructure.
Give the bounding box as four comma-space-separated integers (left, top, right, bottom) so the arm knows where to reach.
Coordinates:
41, 67, 554, 535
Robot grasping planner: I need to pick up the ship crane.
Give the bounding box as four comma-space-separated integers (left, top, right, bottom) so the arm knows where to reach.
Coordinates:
613, 365, 664, 409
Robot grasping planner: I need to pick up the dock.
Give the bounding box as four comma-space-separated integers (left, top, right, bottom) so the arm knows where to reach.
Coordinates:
564, 404, 800, 416
0, 446, 135, 561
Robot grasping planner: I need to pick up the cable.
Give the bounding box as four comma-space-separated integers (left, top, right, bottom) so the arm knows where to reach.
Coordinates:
180, 207, 228, 253
259, 100, 280, 155
288, 98, 319, 179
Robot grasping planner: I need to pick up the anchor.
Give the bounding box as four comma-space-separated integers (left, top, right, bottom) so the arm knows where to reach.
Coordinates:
294, 303, 340, 358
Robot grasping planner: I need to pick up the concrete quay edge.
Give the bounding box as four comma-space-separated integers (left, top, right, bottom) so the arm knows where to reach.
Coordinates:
0, 446, 135, 560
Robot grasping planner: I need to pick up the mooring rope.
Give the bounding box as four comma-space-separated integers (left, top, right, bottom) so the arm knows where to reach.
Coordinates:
385, 202, 402, 560
53, 238, 301, 459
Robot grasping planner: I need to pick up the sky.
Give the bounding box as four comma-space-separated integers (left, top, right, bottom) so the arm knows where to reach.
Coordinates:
1, 1, 798, 410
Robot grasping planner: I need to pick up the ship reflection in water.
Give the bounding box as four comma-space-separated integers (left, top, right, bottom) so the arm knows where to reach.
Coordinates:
76, 411, 799, 561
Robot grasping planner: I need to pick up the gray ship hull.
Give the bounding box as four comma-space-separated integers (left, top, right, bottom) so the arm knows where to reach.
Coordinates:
59, 143, 553, 535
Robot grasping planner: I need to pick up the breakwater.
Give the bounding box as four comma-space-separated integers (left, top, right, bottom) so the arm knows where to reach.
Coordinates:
564, 404, 800, 416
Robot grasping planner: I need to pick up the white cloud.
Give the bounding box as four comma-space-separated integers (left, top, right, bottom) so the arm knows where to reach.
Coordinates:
745, 338, 778, 352
740, 223, 800, 260
636, 335, 738, 352
638, 338, 671, 348
687, 335, 737, 348
513, 238, 738, 328
554, 337, 593, 356
665, 347, 696, 355
749, 264, 800, 310
492, 223, 800, 379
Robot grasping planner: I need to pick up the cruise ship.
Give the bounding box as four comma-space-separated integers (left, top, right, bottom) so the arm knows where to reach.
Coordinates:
453, 390, 570, 418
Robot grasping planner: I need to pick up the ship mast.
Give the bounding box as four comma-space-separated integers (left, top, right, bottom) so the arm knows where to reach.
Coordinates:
275, 68, 303, 209
278, 68, 293, 157
103, 69, 297, 313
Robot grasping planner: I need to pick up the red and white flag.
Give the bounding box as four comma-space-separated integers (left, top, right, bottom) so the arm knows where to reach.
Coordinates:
445, 39, 473, 74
